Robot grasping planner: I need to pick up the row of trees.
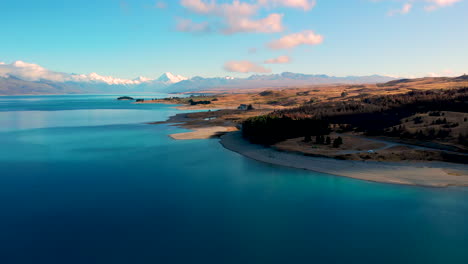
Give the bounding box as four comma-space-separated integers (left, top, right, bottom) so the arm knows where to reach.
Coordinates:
188, 99, 211, 105
242, 87, 468, 146
305, 135, 343, 148
459, 134, 468, 147
275, 87, 468, 136
242, 115, 330, 145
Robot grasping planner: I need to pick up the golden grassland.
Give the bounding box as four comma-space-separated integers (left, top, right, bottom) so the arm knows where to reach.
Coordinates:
138, 77, 468, 110
274, 134, 460, 163
141, 77, 468, 163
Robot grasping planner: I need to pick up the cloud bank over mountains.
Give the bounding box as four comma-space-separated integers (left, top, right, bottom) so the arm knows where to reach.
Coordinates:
0, 60, 398, 95
0, 61, 145, 85
0, 61, 187, 86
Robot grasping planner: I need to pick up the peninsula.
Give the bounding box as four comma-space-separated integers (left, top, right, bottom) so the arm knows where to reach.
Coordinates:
142, 76, 468, 187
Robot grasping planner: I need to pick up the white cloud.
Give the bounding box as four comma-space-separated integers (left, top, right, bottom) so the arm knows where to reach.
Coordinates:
268, 30, 324, 49
264, 55, 291, 64
0, 61, 69, 82
224, 60, 271, 73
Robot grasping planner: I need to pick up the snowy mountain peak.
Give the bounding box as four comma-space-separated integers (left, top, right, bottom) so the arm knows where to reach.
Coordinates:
85, 72, 141, 85
133, 76, 152, 83
157, 72, 188, 84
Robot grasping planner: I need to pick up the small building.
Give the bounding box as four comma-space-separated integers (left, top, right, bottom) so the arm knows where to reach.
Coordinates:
238, 104, 248, 110
237, 104, 253, 111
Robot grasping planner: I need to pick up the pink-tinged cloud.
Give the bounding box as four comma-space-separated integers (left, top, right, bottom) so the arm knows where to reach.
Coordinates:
258, 0, 317, 11
179, 0, 321, 34
430, 0, 462, 6
176, 18, 211, 33
425, 0, 462, 11
376, 0, 462, 14
180, 0, 258, 17
388, 3, 412, 16
180, 0, 283, 34
268, 30, 323, 49
155, 1, 167, 9
224, 13, 284, 34
427, 69, 461, 77
264, 55, 291, 64
218, 0, 259, 17
180, 0, 216, 14
224, 60, 271, 73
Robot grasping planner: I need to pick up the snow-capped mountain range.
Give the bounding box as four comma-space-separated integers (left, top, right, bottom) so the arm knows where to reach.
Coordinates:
156, 72, 189, 84
0, 61, 187, 85
0, 61, 397, 95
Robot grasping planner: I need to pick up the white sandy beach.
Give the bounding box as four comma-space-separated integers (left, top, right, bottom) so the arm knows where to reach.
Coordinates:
220, 132, 468, 187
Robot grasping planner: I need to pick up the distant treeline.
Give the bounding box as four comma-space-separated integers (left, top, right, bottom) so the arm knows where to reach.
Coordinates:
242, 87, 468, 145
188, 99, 211, 105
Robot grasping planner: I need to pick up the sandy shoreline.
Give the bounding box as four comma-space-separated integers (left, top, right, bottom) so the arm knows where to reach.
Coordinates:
170, 126, 238, 140
153, 109, 468, 187
220, 131, 468, 187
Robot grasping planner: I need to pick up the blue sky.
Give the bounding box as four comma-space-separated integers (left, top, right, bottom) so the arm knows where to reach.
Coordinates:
1, 0, 467, 79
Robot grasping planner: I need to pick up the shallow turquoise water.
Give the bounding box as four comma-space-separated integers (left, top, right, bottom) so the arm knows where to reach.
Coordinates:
0, 95, 467, 264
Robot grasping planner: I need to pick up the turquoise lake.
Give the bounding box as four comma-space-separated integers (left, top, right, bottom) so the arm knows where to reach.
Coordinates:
0, 94, 467, 264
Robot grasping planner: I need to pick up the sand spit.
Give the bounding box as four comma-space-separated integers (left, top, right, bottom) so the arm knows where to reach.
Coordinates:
170, 126, 238, 140
220, 132, 468, 188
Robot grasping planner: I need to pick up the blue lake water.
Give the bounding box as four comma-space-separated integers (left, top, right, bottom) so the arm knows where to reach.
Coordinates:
0, 95, 467, 264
